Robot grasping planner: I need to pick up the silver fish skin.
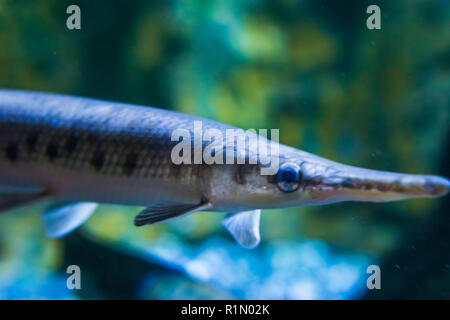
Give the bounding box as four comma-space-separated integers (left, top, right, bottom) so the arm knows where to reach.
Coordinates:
0, 89, 231, 208
0, 89, 448, 246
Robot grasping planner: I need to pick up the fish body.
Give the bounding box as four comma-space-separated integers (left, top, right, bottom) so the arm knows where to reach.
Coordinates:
0, 90, 212, 207
0, 89, 448, 248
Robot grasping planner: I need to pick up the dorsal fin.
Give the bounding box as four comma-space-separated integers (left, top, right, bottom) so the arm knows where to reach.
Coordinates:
134, 201, 212, 226
222, 210, 261, 249
43, 202, 98, 238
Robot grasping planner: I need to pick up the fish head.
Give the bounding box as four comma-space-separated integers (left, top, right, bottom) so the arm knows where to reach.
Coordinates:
207, 145, 449, 210
292, 156, 449, 207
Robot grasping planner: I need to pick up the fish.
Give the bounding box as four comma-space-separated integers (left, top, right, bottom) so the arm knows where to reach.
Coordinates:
0, 89, 448, 248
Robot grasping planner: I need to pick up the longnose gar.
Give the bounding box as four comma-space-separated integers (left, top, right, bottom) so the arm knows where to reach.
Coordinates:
0, 89, 448, 248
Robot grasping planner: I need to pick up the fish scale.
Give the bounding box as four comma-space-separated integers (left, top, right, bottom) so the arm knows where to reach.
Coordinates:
0, 89, 221, 206
1, 115, 171, 177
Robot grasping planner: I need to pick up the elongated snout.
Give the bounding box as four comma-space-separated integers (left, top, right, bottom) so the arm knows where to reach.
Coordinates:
302, 162, 449, 204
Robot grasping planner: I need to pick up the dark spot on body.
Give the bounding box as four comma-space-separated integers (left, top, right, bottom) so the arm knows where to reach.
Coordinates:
267, 173, 277, 184
234, 165, 246, 184
5, 142, 19, 162
123, 151, 138, 175
46, 142, 59, 161
233, 164, 258, 185
26, 133, 39, 153
170, 163, 183, 178
86, 133, 96, 144
64, 135, 78, 155
91, 150, 105, 171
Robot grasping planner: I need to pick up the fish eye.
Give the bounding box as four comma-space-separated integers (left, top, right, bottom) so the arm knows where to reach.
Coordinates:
276, 163, 302, 192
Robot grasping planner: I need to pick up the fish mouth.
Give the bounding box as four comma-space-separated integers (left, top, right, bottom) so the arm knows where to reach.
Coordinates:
302, 163, 449, 204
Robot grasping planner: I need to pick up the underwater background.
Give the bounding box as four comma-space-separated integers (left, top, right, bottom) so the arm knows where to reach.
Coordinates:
0, 0, 449, 299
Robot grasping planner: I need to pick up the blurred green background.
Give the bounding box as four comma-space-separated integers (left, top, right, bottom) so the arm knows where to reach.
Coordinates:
0, 0, 448, 299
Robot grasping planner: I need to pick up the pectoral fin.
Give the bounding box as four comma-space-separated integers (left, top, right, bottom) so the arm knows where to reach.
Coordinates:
43, 202, 98, 238
134, 201, 212, 226
222, 209, 261, 249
